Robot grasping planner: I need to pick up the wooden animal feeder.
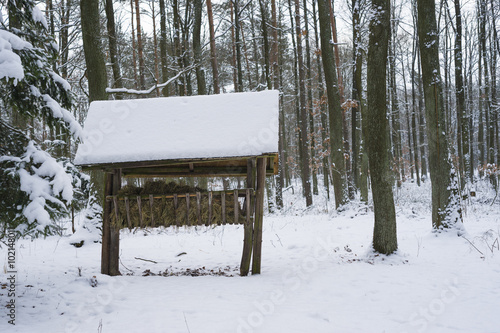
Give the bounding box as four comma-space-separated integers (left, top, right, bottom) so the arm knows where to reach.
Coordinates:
74, 91, 279, 276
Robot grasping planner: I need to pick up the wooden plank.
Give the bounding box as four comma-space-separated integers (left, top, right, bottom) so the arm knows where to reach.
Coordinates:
208, 192, 212, 226
233, 189, 239, 224
186, 193, 190, 226
101, 172, 113, 275
252, 158, 266, 275
149, 194, 155, 227
137, 196, 143, 228
124, 197, 131, 229
173, 194, 179, 226
221, 191, 226, 225
240, 161, 255, 276
196, 192, 201, 225
107, 190, 247, 201
113, 196, 119, 227
109, 169, 121, 276
80, 155, 266, 171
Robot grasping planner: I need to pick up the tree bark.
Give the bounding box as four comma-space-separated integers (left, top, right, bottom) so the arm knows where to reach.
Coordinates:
366, 0, 397, 254
81, 0, 108, 102
193, 0, 207, 95
134, 0, 146, 90
295, 0, 312, 207
317, 0, 348, 209
159, 0, 169, 96
105, 0, 123, 92
417, 0, 462, 229
206, 0, 220, 94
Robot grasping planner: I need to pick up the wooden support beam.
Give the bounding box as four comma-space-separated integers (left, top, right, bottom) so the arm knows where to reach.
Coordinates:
185, 193, 190, 226
240, 158, 256, 276
196, 192, 201, 225
109, 169, 121, 276
252, 157, 266, 275
137, 196, 143, 228
233, 189, 239, 224
149, 194, 155, 227
221, 191, 226, 225
124, 197, 132, 229
101, 172, 113, 275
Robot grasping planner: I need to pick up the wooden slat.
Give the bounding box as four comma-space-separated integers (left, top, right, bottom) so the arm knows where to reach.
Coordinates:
221, 192, 226, 225
252, 158, 266, 275
173, 194, 179, 226
186, 193, 190, 226
208, 192, 212, 226
137, 196, 143, 228
124, 197, 131, 229
233, 189, 239, 224
113, 196, 119, 226
196, 192, 201, 225
149, 194, 155, 227
240, 159, 256, 276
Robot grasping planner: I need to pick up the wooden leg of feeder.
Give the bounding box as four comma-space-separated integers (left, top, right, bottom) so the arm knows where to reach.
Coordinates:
109, 169, 121, 276
221, 192, 226, 225
101, 172, 113, 275
240, 188, 253, 276
252, 157, 266, 275
240, 158, 256, 276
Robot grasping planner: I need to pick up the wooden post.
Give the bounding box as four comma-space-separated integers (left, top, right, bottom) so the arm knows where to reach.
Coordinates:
196, 192, 201, 225
233, 189, 239, 224
101, 172, 113, 275
240, 158, 256, 276
124, 197, 132, 229
173, 193, 179, 226
109, 169, 121, 276
185, 193, 190, 226
149, 194, 155, 227
208, 191, 213, 225
137, 196, 143, 228
221, 191, 226, 225
252, 157, 266, 275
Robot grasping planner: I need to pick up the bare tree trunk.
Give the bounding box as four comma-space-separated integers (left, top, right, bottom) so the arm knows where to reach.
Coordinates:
272, 0, 284, 209
259, 0, 272, 90
130, 0, 138, 89
206, 0, 220, 94
134, 0, 145, 90
81, 0, 107, 102
318, 0, 348, 209
453, 0, 470, 187
417, 0, 462, 229
312, 0, 330, 200
159, 0, 169, 96
294, 0, 312, 207
193, 0, 207, 95
233, 0, 243, 92
367, 0, 397, 254
105, 0, 123, 93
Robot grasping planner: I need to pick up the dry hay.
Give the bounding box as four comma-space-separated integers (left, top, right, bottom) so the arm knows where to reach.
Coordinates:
111, 181, 247, 229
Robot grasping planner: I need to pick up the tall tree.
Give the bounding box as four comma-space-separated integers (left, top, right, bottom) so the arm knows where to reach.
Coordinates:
104, 0, 123, 91
366, 0, 397, 254
159, 0, 169, 96
134, 0, 146, 90
81, 0, 107, 102
453, 0, 470, 186
193, 0, 207, 95
295, 0, 312, 207
417, 0, 462, 229
206, 0, 220, 94
317, 0, 348, 209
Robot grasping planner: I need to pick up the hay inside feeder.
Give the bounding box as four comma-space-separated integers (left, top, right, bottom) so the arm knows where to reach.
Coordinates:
111, 181, 248, 228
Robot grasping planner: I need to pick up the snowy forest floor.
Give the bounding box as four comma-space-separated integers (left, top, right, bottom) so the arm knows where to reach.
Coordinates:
1, 180, 500, 333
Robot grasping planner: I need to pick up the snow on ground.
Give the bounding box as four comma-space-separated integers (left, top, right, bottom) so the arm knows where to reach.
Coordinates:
1, 181, 500, 333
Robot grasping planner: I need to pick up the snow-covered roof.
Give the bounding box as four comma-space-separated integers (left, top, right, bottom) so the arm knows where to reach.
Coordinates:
74, 90, 279, 166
